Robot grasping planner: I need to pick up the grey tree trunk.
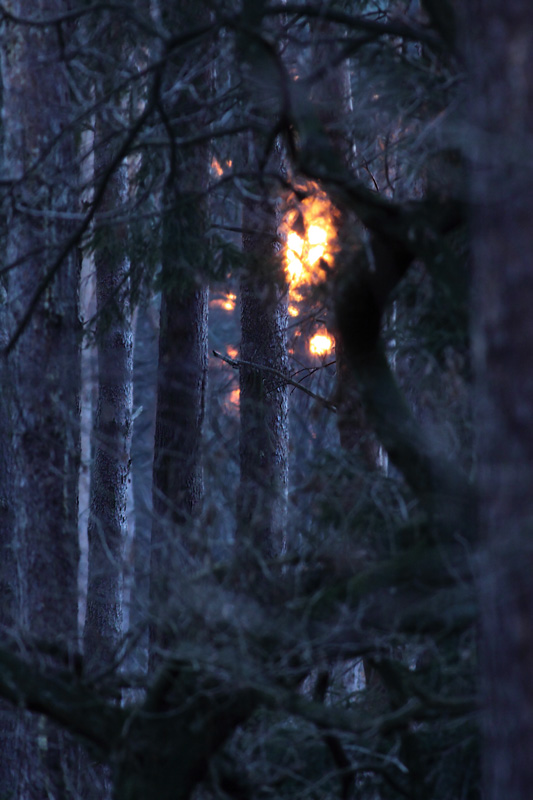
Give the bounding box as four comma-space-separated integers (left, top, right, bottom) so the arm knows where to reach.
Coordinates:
150, 270, 209, 655
148, 1, 211, 661
150, 235, 208, 572
84, 117, 133, 678
237, 161, 289, 571
0, 3, 81, 796
149, 174, 209, 659
0, 226, 18, 800
466, 3, 533, 799
129, 300, 159, 671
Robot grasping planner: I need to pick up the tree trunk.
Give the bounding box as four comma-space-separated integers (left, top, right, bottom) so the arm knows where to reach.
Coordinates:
0, 3, 81, 796
0, 231, 18, 800
84, 105, 133, 678
128, 299, 159, 672
150, 271, 208, 599
466, 4, 533, 799
149, 183, 209, 661
311, 23, 379, 468
148, 0, 211, 661
237, 158, 289, 571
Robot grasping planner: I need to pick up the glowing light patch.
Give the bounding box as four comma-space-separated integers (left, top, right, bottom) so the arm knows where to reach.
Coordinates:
210, 293, 236, 312
224, 387, 240, 415
211, 157, 223, 177
280, 182, 340, 293
309, 331, 334, 357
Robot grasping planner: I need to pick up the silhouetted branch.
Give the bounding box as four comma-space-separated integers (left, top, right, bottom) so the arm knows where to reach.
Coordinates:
213, 349, 337, 411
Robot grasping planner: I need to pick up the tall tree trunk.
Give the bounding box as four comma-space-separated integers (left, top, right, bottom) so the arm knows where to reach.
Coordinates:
235, 3, 289, 575
150, 201, 209, 655
0, 3, 81, 796
0, 232, 18, 800
311, 24, 379, 468
149, 0, 211, 661
129, 299, 159, 672
237, 167, 289, 570
466, 3, 533, 799
84, 100, 133, 679
81, 21, 134, 796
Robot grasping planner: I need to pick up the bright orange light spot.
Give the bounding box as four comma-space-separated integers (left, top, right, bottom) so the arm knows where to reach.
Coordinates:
210, 157, 232, 178
211, 157, 223, 177
210, 293, 236, 312
309, 330, 334, 357
281, 183, 339, 357
226, 345, 238, 360
280, 182, 340, 297
224, 387, 240, 415
222, 293, 236, 311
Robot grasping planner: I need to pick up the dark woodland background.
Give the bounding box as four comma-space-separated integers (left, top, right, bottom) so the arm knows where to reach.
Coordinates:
0, 1, 531, 799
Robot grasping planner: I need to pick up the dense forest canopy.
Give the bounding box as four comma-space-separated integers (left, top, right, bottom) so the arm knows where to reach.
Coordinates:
0, 1, 532, 799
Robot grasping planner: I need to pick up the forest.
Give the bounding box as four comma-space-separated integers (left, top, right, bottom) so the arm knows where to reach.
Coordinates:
0, 1, 531, 799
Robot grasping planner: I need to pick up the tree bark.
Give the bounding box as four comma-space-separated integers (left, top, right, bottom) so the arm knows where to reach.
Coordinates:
0, 3, 81, 796
150, 272, 208, 591
465, 3, 533, 799
128, 299, 159, 671
237, 152, 289, 571
84, 85, 133, 681
0, 215, 18, 800
149, 0, 211, 661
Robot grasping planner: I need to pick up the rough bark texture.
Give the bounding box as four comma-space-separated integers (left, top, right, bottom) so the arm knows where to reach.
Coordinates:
0, 2, 81, 796
84, 115, 133, 677
466, 4, 533, 799
0, 224, 18, 800
129, 300, 159, 670
237, 180, 289, 568
151, 284, 208, 549
149, 184, 209, 657
149, 0, 211, 660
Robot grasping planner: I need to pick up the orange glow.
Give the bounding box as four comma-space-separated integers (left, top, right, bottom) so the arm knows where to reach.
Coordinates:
226, 345, 238, 360
280, 182, 340, 295
224, 387, 240, 415
211, 157, 223, 177
211, 157, 232, 178
210, 293, 236, 312
309, 330, 334, 357
222, 293, 236, 311
288, 305, 299, 317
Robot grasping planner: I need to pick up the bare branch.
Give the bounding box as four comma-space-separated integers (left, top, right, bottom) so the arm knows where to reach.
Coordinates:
213, 349, 336, 411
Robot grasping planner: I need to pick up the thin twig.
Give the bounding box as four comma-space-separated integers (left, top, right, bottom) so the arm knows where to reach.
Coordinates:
213, 349, 336, 411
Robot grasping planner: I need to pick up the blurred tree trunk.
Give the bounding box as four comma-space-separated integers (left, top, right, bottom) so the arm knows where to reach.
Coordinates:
0, 225, 18, 800
0, 2, 81, 796
466, 3, 533, 799
312, 24, 379, 468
